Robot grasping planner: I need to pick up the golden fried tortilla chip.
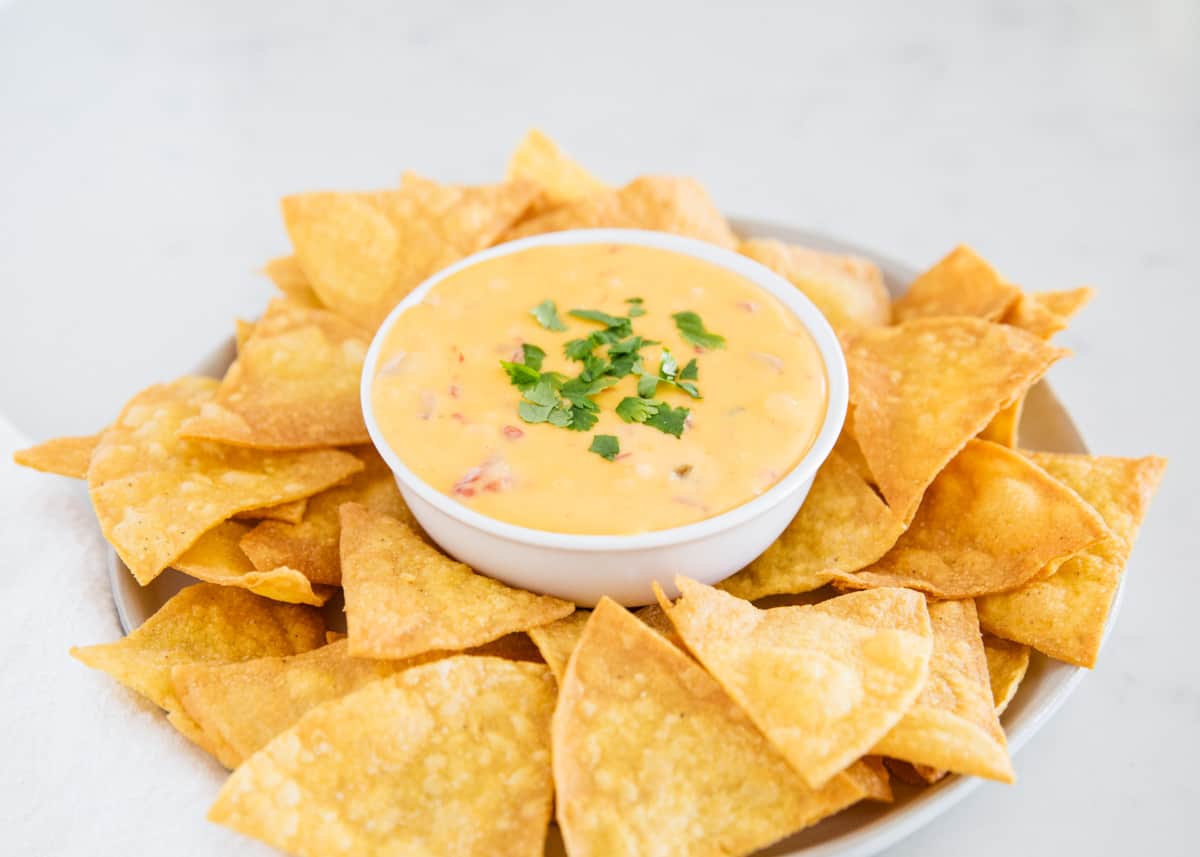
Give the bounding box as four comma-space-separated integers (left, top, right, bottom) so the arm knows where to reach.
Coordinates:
239, 444, 414, 585
283, 177, 537, 330
503, 175, 737, 249
340, 504, 574, 659
232, 497, 307, 525
88, 377, 363, 584
178, 298, 371, 449
72, 583, 324, 749
554, 599, 882, 857
983, 634, 1030, 715
172, 521, 333, 606
738, 238, 891, 331
846, 440, 1110, 598
507, 129, 608, 215
872, 599, 1013, 782
13, 433, 100, 478
209, 656, 557, 857
1003, 286, 1094, 340
720, 451, 905, 600
528, 606, 683, 683
262, 255, 323, 308
893, 245, 1021, 323
979, 396, 1025, 447
977, 453, 1166, 667
659, 579, 932, 789
843, 317, 1067, 518
234, 318, 256, 352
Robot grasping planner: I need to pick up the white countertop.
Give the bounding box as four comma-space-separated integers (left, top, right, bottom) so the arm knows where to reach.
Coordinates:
2, 1, 1196, 855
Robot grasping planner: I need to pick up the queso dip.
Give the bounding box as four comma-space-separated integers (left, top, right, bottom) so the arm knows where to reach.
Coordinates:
370, 243, 828, 534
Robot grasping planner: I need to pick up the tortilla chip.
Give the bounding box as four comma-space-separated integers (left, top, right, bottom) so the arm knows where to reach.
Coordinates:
172, 521, 334, 606
72, 583, 324, 749
209, 656, 556, 857
283, 177, 537, 330
720, 451, 905, 600
979, 396, 1024, 447
983, 634, 1030, 715
843, 317, 1067, 518
233, 319, 256, 353
507, 129, 607, 214
239, 444, 414, 585
738, 238, 891, 331
893, 245, 1021, 323
977, 453, 1166, 667
1003, 287, 1094, 340
13, 433, 100, 478
88, 377, 363, 584
262, 255, 323, 308
659, 579, 932, 788
232, 497, 307, 525
503, 175, 737, 249
340, 503, 574, 659
872, 599, 1013, 782
528, 606, 682, 683
178, 298, 371, 449
846, 440, 1111, 598
554, 599, 882, 857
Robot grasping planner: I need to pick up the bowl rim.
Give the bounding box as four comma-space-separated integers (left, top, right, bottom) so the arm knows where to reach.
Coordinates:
360, 228, 849, 552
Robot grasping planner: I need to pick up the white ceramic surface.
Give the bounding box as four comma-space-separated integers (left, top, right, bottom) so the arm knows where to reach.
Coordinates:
106, 220, 1095, 857
360, 229, 849, 606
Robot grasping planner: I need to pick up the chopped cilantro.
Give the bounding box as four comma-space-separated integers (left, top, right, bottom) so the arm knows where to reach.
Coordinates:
531, 299, 567, 331
679, 358, 699, 380
607, 352, 643, 378
659, 349, 679, 380
672, 310, 726, 350
646, 403, 689, 438
566, 407, 598, 431
615, 396, 661, 424
675, 380, 701, 399
563, 338, 595, 361
625, 297, 646, 317
499, 360, 540, 391
521, 343, 546, 370
589, 434, 620, 461
524, 378, 561, 407
637, 374, 659, 397
570, 308, 629, 329
518, 401, 554, 423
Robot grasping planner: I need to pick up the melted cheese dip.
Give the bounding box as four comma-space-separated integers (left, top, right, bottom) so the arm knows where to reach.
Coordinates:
371, 243, 827, 534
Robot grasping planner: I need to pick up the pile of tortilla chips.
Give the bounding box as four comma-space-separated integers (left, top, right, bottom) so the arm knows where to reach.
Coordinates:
15, 130, 1165, 857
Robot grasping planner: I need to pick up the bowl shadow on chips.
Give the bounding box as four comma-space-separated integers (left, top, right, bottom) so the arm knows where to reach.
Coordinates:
106, 221, 1100, 857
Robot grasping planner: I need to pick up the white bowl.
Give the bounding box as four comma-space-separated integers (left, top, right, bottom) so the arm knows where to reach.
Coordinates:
360, 229, 849, 606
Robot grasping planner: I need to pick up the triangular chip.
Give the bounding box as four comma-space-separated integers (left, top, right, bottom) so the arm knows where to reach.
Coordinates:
262, 255, 323, 308
178, 298, 371, 449
720, 450, 905, 600
172, 521, 333, 606
738, 238, 891, 331
234, 318, 256, 351
983, 634, 1030, 715
507, 129, 607, 214
659, 578, 932, 788
872, 599, 1013, 782
977, 453, 1166, 667
340, 503, 574, 659
845, 440, 1110, 598
72, 583, 324, 750
843, 317, 1067, 518
209, 656, 557, 857
283, 177, 537, 330
554, 598, 884, 857
528, 606, 682, 683
12, 432, 99, 478
88, 377, 363, 584
978, 395, 1024, 447
893, 245, 1021, 322
1002, 286, 1094, 339
502, 175, 737, 249
233, 497, 307, 524
239, 444, 415, 585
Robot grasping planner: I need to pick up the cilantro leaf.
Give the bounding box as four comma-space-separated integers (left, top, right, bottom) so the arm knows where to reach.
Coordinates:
645, 403, 689, 438
532, 299, 567, 331
675, 380, 701, 399
518, 401, 553, 423
562, 376, 619, 402
659, 348, 679, 380
521, 343, 546, 370
589, 434, 620, 461
564, 338, 595, 361
547, 405, 573, 428
625, 297, 647, 317
567, 407, 598, 431
580, 354, 609, 381
524, 378, 561, 407
570, 308, 628, 328
615, 396, 661, 423
679, 358, 699, 380
499, 360, 540, 391
637, 374, 659, 397
672, 311, 726, 349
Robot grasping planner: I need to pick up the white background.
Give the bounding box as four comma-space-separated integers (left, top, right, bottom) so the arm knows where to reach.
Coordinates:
1, 1, 1197, 855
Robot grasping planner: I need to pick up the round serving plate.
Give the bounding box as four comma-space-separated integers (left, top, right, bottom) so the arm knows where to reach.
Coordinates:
107, 218, 1099, 857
